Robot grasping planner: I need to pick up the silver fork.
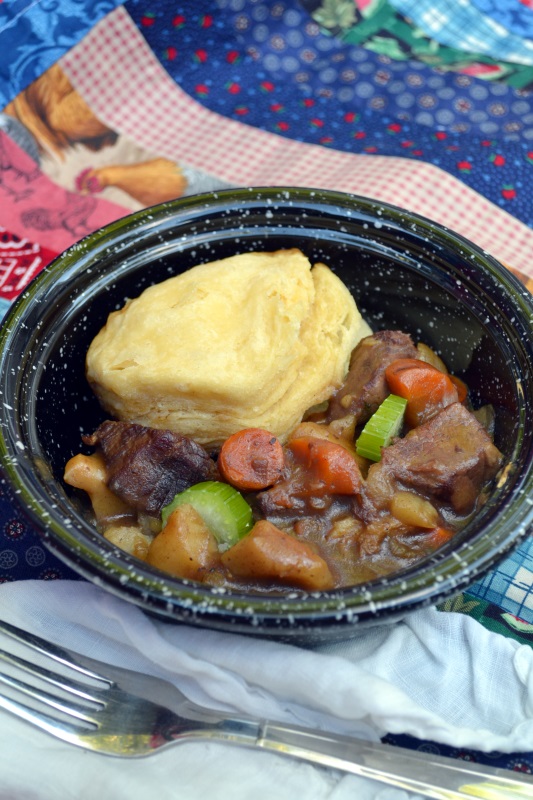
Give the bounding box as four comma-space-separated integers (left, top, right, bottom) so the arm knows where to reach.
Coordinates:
0, 619, 531, 800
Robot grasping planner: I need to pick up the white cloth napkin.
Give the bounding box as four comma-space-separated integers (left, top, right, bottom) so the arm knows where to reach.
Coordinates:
1, 579, 532, 800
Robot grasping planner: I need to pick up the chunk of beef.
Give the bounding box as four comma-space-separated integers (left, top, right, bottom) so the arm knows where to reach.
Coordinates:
83, 421, 218, 515
365, 402, 503, 516
254, 472, 334, 519
327, 330, 419, 424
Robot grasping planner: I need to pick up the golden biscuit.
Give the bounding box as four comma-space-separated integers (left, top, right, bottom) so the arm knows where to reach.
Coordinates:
86, 249, 371, 448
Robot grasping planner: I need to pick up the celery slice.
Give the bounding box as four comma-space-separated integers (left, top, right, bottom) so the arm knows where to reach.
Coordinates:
161, 481, 253, 548
356, 394, 407, 462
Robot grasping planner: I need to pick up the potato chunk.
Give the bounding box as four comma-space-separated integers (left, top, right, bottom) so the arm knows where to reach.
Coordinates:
104, 526, 151, 560
146, 503, 220, 581
290, 420, 356, 453
389, 491, 439, 529
64, 453, 134, 527
221, 520, 334, 591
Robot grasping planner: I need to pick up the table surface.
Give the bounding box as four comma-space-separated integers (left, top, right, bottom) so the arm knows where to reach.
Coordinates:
2, 0, 533, 779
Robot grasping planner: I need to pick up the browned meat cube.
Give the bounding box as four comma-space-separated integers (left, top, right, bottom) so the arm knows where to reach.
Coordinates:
327, 330, 418, 424
83, 421, 218, 515
365, 402, 503, 515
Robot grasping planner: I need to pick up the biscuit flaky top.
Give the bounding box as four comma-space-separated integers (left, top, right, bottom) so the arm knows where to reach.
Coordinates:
86, 249, 371, 448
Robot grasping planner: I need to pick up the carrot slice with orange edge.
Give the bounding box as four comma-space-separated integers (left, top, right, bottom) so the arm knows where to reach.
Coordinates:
288, 436, 362, 494
218, 428, 285, 491
385, 358, 459, 427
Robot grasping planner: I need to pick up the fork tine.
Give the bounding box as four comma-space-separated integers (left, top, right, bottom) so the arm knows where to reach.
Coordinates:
0, 646, 105, 705
0, 689, 91, 746
0, 667, 98, 723
0, 619, 111, 684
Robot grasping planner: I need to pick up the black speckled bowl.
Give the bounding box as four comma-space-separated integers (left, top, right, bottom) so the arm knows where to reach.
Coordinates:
1, 188, 533, 642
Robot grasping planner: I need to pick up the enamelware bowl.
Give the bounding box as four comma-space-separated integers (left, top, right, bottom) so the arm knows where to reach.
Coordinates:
1, 187, 532, 642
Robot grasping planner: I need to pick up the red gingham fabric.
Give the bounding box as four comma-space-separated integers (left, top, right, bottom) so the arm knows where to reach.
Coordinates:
61, 6, 533, 277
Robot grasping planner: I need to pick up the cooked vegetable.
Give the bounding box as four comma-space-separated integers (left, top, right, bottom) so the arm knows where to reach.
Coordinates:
221, 519, 334, 591
416, 343, 468, 404
218, 427, 285, 491
385, 358, 459, 427
416, 342, 448, 373
161, 481, 253, 548
389, 491, 439, 529
355, 394, 407, 462
289, 420, 354, 453
288, 436, 363, 494
147, 504, 220, 581
64, 452, 135, 527
103, 525, 152, 560
449, 375, 468, 404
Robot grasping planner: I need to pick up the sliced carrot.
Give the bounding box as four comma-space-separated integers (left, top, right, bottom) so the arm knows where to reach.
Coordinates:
385, 358, 459, 427
288, 436, 362, 495
218, 428, 285, 491
449, 374, 468, 404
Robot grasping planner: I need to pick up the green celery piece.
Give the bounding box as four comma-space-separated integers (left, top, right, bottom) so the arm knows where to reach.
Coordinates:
162, 481, 253, 548
356, 394, 407, 462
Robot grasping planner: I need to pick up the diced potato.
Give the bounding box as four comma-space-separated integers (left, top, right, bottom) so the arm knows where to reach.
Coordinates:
137, 513, 162, 537
221, 519, 334, 591
289, 420, 353, 451
390, 491, 439, 529
104, 526, 152, 560
416, 342, 448, 373
325, 416, 357, 448
64, 453, 134, 526
146, 504, 220, 581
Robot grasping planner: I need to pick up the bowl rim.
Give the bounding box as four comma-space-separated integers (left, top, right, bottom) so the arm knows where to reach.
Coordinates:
1, 186, 533, 633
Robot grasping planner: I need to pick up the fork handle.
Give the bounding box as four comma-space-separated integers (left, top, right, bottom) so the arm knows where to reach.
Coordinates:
248, 721, 533, 799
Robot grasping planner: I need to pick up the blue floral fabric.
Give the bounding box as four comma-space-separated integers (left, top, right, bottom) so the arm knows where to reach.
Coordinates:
0, 479, 80, 581
388, 0, 533, 66
126, 0, 533, 228
0, 0, 123, 108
